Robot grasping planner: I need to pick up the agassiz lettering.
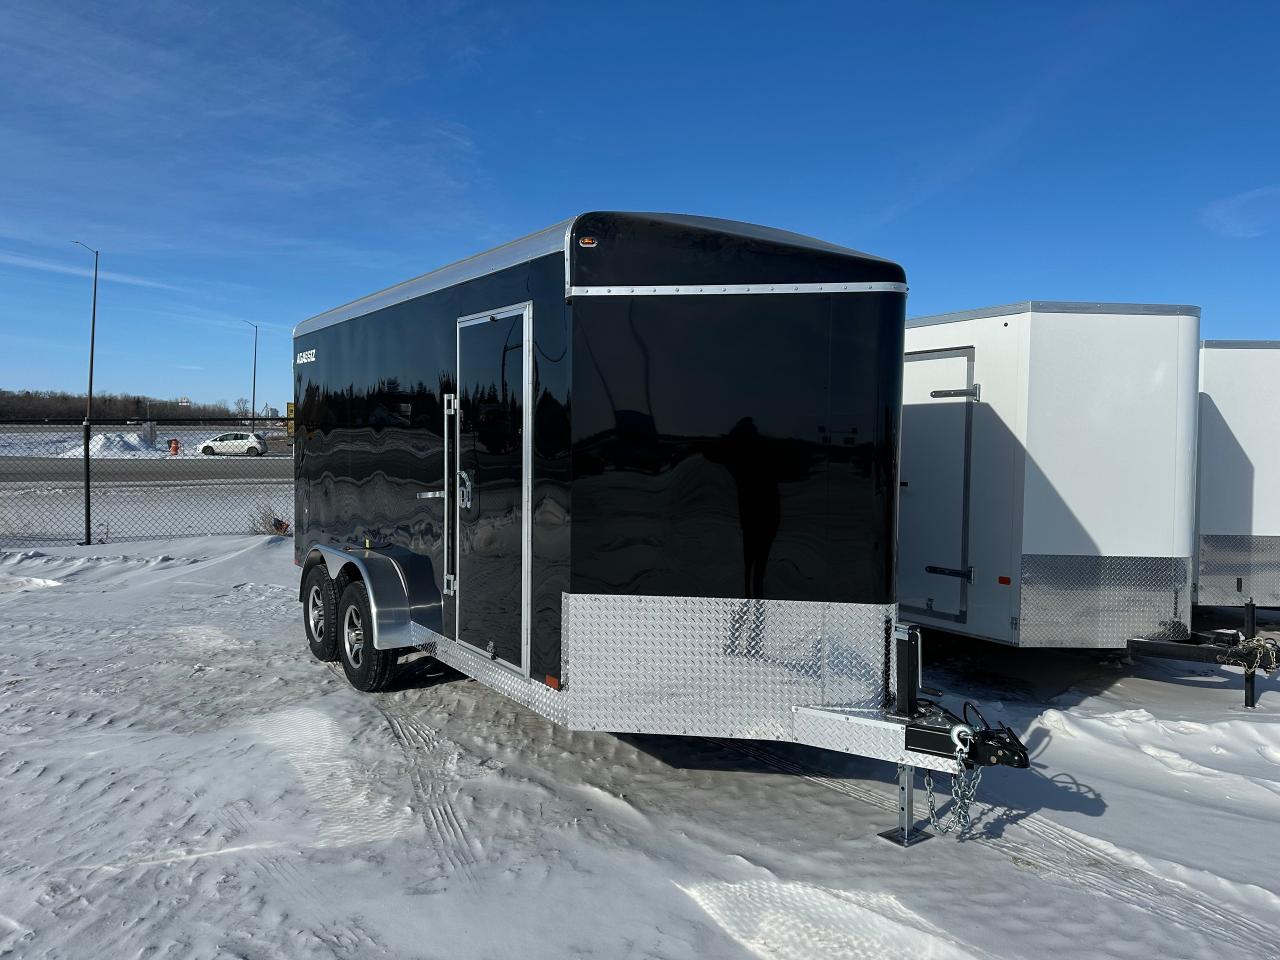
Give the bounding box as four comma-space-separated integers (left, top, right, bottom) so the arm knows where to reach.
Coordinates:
295, 349, 316, 364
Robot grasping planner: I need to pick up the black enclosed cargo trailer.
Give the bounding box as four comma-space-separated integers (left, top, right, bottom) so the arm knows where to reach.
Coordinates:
293, 213, 1026, 842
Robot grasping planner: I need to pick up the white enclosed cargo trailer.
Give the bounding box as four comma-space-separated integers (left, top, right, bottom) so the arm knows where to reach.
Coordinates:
899, 301, 1200, 648
1196, 340, 1280, 607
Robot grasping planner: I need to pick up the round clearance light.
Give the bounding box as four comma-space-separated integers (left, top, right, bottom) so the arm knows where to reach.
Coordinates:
578, 236, 597, 247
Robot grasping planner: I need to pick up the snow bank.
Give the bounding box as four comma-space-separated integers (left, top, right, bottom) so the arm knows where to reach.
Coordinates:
52, 430, 156, 458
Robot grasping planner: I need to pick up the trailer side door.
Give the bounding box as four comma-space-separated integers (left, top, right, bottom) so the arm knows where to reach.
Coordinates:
898, 347, 977, 622
453, 303, 533, 671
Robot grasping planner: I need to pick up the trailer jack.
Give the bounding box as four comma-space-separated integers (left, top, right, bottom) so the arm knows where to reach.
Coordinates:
879, 627, 1030, 847
1129, 599, 1278, 709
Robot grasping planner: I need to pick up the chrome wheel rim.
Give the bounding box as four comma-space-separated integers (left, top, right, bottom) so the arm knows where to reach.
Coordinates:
344, 605, 364, 667
307, 584, 325, 642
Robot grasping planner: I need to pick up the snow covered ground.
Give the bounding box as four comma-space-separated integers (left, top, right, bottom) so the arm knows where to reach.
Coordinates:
1, 535, 1277, 959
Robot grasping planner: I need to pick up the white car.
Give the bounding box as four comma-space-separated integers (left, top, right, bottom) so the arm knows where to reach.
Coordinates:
200, 432, 267, 456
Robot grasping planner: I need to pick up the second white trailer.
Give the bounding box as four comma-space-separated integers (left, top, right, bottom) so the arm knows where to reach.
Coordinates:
1196, 340, 1280, 607
899, 301, 1200, 648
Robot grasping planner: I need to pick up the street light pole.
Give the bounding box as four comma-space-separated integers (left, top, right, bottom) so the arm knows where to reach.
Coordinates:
72, 241, 99, 545
238, 319, 259, 433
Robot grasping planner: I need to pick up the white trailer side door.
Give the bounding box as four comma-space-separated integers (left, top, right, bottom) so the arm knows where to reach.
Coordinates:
898, 347, 976, 621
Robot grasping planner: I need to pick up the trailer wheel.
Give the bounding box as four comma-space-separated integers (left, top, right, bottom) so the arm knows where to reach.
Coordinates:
302, 564, 338, 661
337, 581, 395, 692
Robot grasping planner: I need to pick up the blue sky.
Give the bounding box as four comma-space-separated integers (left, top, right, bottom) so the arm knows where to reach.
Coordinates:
0, 1, 1277, 411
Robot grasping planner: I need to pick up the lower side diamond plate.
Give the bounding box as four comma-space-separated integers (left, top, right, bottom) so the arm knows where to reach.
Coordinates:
1198, 535, 1280, 606
1018, 554, 1192, 648
411, 622, 567, 726
561, 594, 894, 740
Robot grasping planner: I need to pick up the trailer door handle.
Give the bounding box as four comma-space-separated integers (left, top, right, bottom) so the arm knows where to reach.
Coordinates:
457, 469, 473, 509
415, 490, 445, 499
925, 565, 974, 583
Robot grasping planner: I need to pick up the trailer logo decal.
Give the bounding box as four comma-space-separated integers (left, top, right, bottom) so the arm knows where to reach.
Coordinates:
295, 349, 316, 365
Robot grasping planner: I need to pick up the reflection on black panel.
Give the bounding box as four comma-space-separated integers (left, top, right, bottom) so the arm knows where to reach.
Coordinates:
569, 292, 903, 604
292, 254, 570, 672
456, 314, 524, 667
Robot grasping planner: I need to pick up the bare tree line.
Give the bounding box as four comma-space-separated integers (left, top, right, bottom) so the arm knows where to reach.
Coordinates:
0, 389, 246, 421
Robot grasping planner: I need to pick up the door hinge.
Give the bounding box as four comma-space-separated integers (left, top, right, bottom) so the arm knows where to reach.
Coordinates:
443, 574, 456, 596
444, 393, 457, 415
1010, 616, 1020, 632
930, 383, 981, 401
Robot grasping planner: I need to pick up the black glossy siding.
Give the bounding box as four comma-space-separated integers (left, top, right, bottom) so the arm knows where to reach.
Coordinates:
294, 253, 570, 681
569, 291, 904, 604
569, 212, 906, 287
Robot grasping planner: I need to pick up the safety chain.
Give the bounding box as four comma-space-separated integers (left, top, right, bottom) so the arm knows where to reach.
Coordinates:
1217, 632, 1280, 674
923, 731, 984, 835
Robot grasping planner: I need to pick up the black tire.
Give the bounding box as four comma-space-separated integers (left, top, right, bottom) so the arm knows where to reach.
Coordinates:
336, 581, 395, 692
247, 446, 261, 457
302, 564, 338, 661
202, 446, 215, 456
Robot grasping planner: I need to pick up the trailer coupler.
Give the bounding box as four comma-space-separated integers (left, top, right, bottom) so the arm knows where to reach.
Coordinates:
880, 627, 1029, 847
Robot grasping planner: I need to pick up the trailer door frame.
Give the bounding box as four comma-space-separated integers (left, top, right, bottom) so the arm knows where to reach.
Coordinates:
899, 345, 977, 623
453, 301, 534, 674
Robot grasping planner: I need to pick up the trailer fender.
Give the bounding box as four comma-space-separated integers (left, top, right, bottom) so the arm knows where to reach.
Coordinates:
300, 544, 415, 651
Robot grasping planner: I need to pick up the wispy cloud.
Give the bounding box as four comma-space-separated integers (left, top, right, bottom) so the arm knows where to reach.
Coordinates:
0, 250, 182, 290
1201, 185, 1280, 239
858, 6, 1148, 232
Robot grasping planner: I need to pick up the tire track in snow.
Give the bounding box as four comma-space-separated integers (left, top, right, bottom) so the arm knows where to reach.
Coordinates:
323, 662, 483, 889
381, 710, 480, 889
708, 737, 1280, 957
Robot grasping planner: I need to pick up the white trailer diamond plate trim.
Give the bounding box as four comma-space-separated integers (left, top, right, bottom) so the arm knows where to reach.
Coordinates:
1018, 554, 1192, 647
1198, 535, 1280, 607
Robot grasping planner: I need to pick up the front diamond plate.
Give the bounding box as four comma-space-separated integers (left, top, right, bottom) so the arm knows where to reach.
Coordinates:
1018, 554, 1192, 648
1198, 535, 1280, 606
561, 595, 894, 739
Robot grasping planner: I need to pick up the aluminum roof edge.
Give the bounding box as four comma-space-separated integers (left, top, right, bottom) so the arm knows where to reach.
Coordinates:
293, 217, 576, 338
908, 300, 1202, 329
1202, 339, 1280, 349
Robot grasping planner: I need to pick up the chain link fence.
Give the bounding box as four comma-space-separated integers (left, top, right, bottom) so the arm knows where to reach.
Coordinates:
0, 418, 294, 546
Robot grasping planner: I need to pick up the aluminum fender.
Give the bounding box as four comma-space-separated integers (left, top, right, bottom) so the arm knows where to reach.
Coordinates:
302, 544, 415, 651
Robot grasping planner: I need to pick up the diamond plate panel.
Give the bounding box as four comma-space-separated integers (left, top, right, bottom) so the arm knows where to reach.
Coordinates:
1197, 535, 1280, 607
411, 622, 568, 725
792, 707, 957, 773
1018, 554, 1192, 648
560, 595, 894, 739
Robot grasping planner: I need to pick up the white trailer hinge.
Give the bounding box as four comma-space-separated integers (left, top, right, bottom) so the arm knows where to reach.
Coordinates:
930, 383, 981, 401
444, 393, 457, 415
444, 574, 456, 596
